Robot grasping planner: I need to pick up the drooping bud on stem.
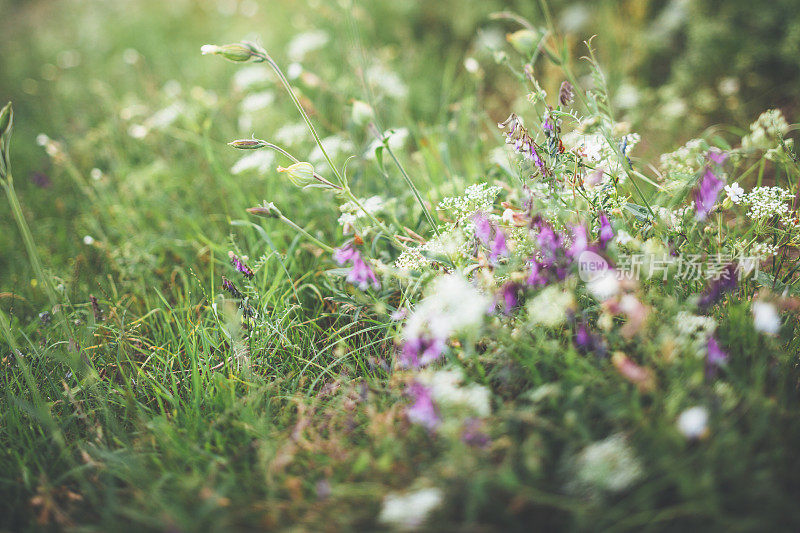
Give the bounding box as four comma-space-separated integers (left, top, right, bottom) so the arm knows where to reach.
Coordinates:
228, 138, 270, 150
247, 202, 282, 218
200, 42, 265, 63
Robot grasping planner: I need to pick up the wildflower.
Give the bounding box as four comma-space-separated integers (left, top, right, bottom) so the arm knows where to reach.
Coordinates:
706, 336, 728, 377
598, 211, 614, 248
230, 150, 274, 175
405, 382, 440, 431
527, 259, 548, 286
420, 368, 491, 417
752, 300, 780, 335
221, 276, 243, 299
570, 433, 643, 493
286, 30, 329, 62
499, 282, 519, 313
378, 487, 443, 530
707, 149, 728, 166
724, 182, 744, 204
743, 186, 792, 220
228, 251, 254, 279
698, 263, 738, 309
351, 100, 374, 126
612, 352, 655, 392
200, 42, 264, 63
401, 274, 489, 366
333, 245, 380, 291
694, 168, 724, 220
567, 225, 589, 258
574, 322, 606, 357
528, 285, 574, 327
473, 213, 508, 262
83, 235, 95, 246
559, 80, 574, 106
677, 406, 709, 439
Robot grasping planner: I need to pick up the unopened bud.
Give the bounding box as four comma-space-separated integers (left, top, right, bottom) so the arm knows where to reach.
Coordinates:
559, 81, 574, 106
201, 42, 265, 63
247, 202, 281, 218
229, 138, 269, 150
0, 101, 12, 177
277, 161, 315, 187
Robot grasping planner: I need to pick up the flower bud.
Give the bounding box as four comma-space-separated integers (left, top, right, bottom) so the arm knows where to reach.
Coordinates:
277, 161, 315, 187
506, 30, 540, 56
228, 138, 269, 150
351, 100, 374, 126
247, 202, 282, 218
201, 42, 264, 63
0, 101, 12, 178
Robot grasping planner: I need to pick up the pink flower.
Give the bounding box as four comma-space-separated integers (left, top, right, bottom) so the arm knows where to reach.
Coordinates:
598, 211, 614, 248
694, 168, 724, 221
334, 245, 380, 290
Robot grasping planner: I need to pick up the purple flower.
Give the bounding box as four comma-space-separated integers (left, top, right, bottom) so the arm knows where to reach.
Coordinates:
694, 168, 724, 221
228, 251, 254, 279
598, 211, 614, 248
532, 219, 561, 265
221, 276, 243, 299
473, 213, 508, 262
527, 259, 548, 286
574, 322, 606, 357
706, 336, 728, 378
400, 335, 446, 368
334, 245, 380, 290
406, 382, 440, 431
567, 224, 589, 259
707, 149, 728, 166
499, 282, 519, 313
698, 263, 738, 309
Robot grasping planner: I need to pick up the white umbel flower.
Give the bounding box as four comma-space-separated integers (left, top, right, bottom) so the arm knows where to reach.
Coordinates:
404, 274, 489, 342
752, 301, 780, 335
378, 488, 443, 530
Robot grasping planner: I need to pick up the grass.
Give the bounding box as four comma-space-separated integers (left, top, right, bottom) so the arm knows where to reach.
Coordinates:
2, 0, 800, 531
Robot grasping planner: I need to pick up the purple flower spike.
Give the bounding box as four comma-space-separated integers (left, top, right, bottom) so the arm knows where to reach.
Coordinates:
499, 283, 519, 313
489, 230, 508, 261
598, 211, 614, 248
334, 245, 380, 290
473, 213, 492, 244
698, 263, 738, 309
406, 382, 440, 431
527, 259, 548, 286
694, 168, 724, 221
707, 149, 728, 166
567, 225, 589, 259
228, 251, 254, 279
706, 335, 729, 378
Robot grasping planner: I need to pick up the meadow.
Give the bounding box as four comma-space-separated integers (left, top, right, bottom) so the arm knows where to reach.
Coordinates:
2, 0, 800, 530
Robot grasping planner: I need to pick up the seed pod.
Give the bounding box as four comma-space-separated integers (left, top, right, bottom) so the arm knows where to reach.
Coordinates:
228, 138, 269, 150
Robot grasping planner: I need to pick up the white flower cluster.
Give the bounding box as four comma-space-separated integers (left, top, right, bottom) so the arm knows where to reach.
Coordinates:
337, 196, 384, 235
404, 274, 489, 342
742, 186, 792, 220
437, 182, 502, 221
658, 138, 708, 176
675, 311, 717, 354
654, 206, 690, 230
419, 368, 491, 417
570, 434, 643, 493
742, 109, 790, 151
528, 285, 574, 327
379, 487, 443, 530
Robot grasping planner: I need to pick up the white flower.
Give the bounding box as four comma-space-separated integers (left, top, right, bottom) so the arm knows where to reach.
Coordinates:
90, 168, 103, 181
743, 186, 792, 220
404, 274, 489, 342
587, 269, 620, 300
677, 406, 709, 439
752, 301, 780, 335
724, 182, 744, 204
308, 135, 354, 165
83, 235, 95, 245
287, 30, 329, 62
420, 368, 491, 417
528, 285, 574, 326
615, 229, 634, 245
378, 488, 443, 530
464, 57, 480, 74
128, 124, 148, 139
146, 102, 184, 130
367, 64, 408, 99
337, 196, 384, 234
572, 434, 643, 493
274, 122, 307, 146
